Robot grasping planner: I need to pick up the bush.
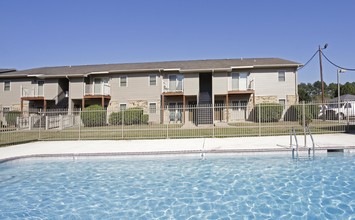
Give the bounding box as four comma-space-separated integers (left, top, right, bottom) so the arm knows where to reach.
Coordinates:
253, 103, 283, 122
287, 104, 319, 126
109, 107, 149, 125
81, 105, 107, 127
5, 111, 21, 126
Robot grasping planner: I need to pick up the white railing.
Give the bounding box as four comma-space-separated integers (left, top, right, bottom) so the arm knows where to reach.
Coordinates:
85, 84, 111, 96
21, 86, 41, 97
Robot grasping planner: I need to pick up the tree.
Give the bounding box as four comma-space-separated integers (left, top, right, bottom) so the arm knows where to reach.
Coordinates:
298, 83, 312, 102
341, 82, 355, 95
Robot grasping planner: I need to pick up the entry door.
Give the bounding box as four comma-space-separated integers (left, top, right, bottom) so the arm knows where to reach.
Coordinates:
231, 100, 248, 120
232, 73, 247, 90
38, 81, 44, 96
214, 101, 224, 121
239, 73, 247, 90
187, 101, 197, 123
94, 78, 102, 94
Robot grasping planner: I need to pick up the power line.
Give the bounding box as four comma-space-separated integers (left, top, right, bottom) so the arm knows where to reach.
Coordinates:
297, 50, 319, 71
321, 51, 355, 71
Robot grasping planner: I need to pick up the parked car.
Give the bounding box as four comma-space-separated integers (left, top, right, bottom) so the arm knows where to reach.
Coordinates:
325, 101, 355, 120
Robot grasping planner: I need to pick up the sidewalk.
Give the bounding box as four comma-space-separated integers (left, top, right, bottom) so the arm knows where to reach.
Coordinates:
0, 133, 354, 161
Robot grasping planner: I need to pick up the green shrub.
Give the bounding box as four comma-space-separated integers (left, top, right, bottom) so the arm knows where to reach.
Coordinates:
5, 111, 21, 126
81, 105, 107, 127
288, 104, 318, 126
253, 103, 283, 122
109, 112, 122, 125
109, 107, 149, 125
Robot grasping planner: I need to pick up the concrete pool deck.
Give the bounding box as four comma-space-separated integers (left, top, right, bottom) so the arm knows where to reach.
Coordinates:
0, 133, 355, 161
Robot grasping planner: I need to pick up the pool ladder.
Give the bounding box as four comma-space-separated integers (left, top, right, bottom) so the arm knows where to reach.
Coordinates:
290, 127, 315, 159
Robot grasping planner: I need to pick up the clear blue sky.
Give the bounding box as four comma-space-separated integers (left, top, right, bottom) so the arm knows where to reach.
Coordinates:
1, 0, 354, 84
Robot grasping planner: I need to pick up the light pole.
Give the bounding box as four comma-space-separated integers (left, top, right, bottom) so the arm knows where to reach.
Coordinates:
337, 69, 346, 122
319, 43, 328, 120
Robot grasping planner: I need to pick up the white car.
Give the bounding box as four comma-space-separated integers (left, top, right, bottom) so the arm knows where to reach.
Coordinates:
325, 101, 355, 120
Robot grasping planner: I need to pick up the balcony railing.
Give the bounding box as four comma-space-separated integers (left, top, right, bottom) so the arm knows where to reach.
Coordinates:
229, 77, 255, 92
21, 86, 44, 97
85, 84, 111, 96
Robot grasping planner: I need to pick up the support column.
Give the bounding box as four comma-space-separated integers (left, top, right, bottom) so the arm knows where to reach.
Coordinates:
161, 95, 165, 124
183, 95, 186, 123
21, 99, 24, 113
101, 97, 104, 108
226, 94, 229, 122
43, 99, 47, 112
82, 98, 85, 109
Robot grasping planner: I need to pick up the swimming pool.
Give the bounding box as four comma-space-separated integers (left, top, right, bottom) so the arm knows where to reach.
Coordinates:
0, 154, 354, 219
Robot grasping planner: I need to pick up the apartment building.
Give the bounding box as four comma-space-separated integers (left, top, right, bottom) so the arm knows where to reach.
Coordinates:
0, 58, 301, 124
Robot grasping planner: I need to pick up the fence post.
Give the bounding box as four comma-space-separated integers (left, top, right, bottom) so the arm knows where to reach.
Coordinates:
258, 104, 261, 136
302, 101, 306, 147
38, 109, 42, 140
121, 110, 124, 139
350, 103, 355, 132
212, 104, 215, 138
78, 108, 81, 140
59, 115, 63, 130
45, 116, 49, 130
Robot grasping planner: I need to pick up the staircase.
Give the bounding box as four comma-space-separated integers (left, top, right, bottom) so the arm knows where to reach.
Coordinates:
198, 92, 213, 125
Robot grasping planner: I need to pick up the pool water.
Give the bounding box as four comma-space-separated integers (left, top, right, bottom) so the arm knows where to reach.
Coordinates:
0, 154, 354, 219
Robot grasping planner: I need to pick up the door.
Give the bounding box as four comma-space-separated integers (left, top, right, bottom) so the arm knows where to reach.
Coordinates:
214, 100, 224, 121
231, 100, 248, 120
188, 101, 197, 123
232, 73, 247, 90
94, 78, 102, 94
38, 81, 44, 96
239, 73, 247, 90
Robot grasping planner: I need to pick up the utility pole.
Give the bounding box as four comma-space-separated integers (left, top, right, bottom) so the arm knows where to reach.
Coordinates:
318, 45, 325, 105
319, 44, 327, 120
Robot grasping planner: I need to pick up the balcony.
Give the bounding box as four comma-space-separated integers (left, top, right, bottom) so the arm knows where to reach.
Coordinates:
228, 76, 255, 94
84, 83, 111, 96
21, 86, 44, 98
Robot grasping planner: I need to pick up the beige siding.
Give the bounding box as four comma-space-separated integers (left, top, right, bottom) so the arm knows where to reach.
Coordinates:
110, 73, 161, 108
69, 78, 84, 99
184, 73, 199, 95
251, 68, 296, 101
0, 78, 32, 107
43, 79, 59, 99
213, 72, 228, 95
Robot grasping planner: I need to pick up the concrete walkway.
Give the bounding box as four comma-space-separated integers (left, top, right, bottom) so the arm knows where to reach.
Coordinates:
0, 133, 354, 161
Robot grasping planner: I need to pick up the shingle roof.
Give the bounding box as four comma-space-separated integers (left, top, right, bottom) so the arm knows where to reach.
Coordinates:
0, 68, 16, 74
0, 58, 301, 78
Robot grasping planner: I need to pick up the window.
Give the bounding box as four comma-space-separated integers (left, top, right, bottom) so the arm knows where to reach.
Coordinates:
149, 75, 157, 86
231, 100, 247, 110
279, 99, 286, 109
4, 81, 10, 91
345, 103, 352, 108
120, 76, 127, 87
119, 103, 127, 111
278, 71, 285, 82
2, 107, 10, 118
168, 75, 183, 91
149, 103, 157, 113
231, 73, 247, 90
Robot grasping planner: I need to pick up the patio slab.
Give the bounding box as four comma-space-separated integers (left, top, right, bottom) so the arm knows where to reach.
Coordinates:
0, 133, 354, 161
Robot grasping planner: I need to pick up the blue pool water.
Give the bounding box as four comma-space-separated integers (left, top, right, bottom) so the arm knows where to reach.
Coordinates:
0, 154, 354, 219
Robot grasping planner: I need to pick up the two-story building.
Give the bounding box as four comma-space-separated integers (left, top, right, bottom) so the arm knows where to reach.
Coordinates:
0, 58, 301, 124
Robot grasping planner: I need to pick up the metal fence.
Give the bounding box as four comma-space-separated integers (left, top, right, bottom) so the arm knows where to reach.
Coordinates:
0, 102, 354, 146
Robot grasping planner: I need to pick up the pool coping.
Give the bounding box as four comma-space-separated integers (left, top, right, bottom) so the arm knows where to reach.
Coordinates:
1, 145, 354, 163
